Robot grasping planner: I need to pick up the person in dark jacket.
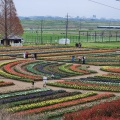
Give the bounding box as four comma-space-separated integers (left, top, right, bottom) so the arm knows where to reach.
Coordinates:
82, 56, 86, 64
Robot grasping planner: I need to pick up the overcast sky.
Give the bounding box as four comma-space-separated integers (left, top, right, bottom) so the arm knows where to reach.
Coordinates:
13, 0, 120, 19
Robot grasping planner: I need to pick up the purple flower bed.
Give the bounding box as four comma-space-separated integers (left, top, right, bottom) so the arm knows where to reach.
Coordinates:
0, 90, 66, 104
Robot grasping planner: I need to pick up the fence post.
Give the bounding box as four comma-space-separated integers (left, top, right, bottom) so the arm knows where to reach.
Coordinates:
109, 31, 111, 42
116, 31, 118, 41
79, 31, 80, 42
95, 31, 96, 42
50, 36, 52, 44
102, 32, 104, 42
87, 31, 88, 42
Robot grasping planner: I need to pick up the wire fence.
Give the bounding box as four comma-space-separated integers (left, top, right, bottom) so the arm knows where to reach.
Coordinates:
23, 31, 120, 44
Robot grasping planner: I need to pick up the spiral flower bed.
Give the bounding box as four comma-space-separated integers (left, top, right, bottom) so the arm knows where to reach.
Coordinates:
0, 60, 94, 82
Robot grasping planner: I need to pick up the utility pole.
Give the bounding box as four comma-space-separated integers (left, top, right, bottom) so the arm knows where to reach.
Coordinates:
41, 20, 43, 44
65, 13, 68, 45
79, 18, 81, 42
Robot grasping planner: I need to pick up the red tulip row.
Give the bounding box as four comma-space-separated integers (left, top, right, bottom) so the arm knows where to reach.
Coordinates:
14, 61, 41, 77
3, 60, 41, 80
14, 93, 114, 116
0, 81, 14, 87
69, 64, 90, 74
106, 66, 120, 73
64, 97, 120, 120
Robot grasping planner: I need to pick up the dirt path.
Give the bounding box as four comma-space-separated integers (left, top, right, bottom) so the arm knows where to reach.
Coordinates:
0, 60, 119, 96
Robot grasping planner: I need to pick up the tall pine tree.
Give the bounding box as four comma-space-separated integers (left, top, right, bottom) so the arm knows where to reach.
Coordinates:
0, 0, 23, 46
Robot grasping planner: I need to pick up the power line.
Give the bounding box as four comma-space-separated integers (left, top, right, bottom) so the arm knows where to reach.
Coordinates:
88, 0, 120, 11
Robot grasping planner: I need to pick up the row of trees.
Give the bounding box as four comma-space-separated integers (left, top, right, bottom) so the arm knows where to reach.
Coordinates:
0, 0, 23, 46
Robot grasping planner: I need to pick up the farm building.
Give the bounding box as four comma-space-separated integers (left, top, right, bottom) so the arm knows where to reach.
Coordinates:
1, 35, 23, 46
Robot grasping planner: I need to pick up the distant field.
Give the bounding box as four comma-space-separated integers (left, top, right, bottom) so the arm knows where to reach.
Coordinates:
22, 29, 120, 45
81, 41, 120, 48
21, 19, 120, 45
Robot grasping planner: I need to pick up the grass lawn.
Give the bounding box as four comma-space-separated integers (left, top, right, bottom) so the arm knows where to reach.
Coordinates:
77, 41, 120, 49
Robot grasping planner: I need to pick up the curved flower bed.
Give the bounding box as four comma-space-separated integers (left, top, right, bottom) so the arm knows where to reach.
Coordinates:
26, 61, 46, 75
26, 61, 94, 79
0, 88, 50, 99
47, 79, 120, 92
14, 93, 114, 116
0, 81, 14, 87
0, 61, 31, 82
14, 61, 41, 77
3, 60, 41, 80
6, 91, 80, 107
0, 56, 15, 61
0, 59, 96, 82
0, 87, 116, 119
40, 62, 67, 78
58, 64, 83, 75
35, 96, 118, 119
8, 92, 96, 112
69, 64, 96, 74
96, 73, 120, 80
79, 77, 120, 85
64, 97, 120, 120
101, 66, 120, 73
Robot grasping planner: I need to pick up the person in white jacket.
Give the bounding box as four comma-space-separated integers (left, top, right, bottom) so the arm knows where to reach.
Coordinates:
43, 75, 47, 87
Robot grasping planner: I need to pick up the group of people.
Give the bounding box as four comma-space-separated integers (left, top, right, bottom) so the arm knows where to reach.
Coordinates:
75, 42, 82, 48
23, 51, 28, 59
23, 52, 37, 60
78, 56, 86, 64
72, 55, 86, 64
31, 53, 37, 60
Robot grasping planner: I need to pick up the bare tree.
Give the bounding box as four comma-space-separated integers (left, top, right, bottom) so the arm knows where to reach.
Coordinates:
0, 0, 24, 46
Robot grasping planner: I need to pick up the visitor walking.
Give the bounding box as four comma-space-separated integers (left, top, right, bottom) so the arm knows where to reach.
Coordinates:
43, 75, 47, 87
78, 42, 82, 48
34, 53, 37, 59
23, 52, 26, 59
25, 51, 28, 58
78, 56, 82, 63
72, 55, 75, 62
82, 56, 86, 64
31, 80, 35, 88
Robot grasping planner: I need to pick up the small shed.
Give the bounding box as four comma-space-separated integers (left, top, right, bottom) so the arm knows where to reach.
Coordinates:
1, 35, 23, 46
58, 38, 70, 44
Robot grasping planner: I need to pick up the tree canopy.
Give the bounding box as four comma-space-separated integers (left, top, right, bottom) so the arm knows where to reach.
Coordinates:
0, 0, 24, 46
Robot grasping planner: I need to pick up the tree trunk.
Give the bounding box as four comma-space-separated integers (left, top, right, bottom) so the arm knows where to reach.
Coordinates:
3, 39, 10, 46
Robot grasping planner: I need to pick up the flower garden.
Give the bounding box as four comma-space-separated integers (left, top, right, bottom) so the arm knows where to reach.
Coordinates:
0, 45, 120, 120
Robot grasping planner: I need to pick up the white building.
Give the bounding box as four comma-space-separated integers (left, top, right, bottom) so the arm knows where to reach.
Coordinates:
58, 38, 70, 44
